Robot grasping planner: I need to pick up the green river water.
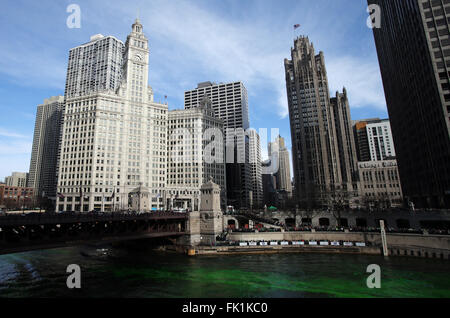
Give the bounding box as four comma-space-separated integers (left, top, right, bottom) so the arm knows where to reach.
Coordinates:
0, 246, 449, 298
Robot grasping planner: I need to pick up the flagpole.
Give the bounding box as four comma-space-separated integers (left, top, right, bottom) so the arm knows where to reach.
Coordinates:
293, 24, 301, 41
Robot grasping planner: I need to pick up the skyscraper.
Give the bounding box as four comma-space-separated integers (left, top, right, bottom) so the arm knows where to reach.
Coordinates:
284, 36, 341, 206
184, 82, 249, 130
268, 135, 293, 197
330, 89, 359, 192
56, 19, 168, 212
28, 96, 64, 200
184, 81, 252, 208
368, 0, 450, 208
248, 129, 263, 208
65, 34, 124, 98
261, 159, 277, 206
353, 118, 395, 162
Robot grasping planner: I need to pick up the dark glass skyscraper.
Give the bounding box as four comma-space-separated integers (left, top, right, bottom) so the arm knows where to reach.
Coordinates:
368, 0, 450, 208
28, 96, 65, 201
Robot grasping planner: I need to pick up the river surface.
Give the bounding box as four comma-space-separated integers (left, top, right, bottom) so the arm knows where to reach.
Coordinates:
0, 246, 449, 298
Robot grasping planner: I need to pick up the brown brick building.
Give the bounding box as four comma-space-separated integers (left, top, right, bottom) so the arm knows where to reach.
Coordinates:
0, 185, 35, 210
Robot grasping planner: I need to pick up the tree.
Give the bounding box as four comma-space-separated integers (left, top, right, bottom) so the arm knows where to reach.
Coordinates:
377, 192, 392, 211
323, 185, 351, 228
4, 198, 20, 210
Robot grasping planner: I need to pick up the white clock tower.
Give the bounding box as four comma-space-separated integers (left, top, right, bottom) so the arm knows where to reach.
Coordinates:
120, 18, 152, 102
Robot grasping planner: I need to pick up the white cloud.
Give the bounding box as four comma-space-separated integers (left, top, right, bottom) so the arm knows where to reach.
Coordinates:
0, 128, 30, 139
0, 154, 31, 182
0, 139, 32, 180
0, 140, 32, 155
0, 128, 32, 180
326, 56, 387, 111
0, 47, 66, 90
0, 0, 386, 120
126, 1, 383, 118
106, 0, 293, 117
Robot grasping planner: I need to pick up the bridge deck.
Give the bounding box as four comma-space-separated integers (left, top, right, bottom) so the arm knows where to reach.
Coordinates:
0, 212, 188, 255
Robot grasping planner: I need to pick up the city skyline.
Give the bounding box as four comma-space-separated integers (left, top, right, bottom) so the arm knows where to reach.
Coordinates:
0, 0, 388, 181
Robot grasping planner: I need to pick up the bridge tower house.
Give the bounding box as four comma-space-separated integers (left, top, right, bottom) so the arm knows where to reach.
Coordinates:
181, 179, 224, 247
199, 178, 224, 245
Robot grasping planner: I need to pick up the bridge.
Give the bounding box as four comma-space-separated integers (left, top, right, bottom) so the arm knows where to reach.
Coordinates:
0, 212, 188, 255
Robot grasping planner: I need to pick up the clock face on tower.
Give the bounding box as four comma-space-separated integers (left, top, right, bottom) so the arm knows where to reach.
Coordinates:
134, 54, 142, 61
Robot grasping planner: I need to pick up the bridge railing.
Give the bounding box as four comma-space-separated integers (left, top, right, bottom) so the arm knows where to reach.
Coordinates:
0, 211, 188, 226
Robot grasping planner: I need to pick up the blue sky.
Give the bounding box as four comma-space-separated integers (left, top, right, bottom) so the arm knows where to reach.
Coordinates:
0, 0, 388, 181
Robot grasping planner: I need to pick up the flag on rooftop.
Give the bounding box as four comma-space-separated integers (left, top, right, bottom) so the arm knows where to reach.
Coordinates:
294, 24, 301, 30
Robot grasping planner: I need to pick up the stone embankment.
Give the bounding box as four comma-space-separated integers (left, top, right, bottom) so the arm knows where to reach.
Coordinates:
184, 232, 450, 260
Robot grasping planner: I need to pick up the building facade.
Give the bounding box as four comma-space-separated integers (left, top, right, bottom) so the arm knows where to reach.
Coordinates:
184, 81, 252, 209
167, 96, 226, 210
268, 135, 293, 197
0, 185, 34, 209
5, 172, 28, 188
56, 19, 168, 212
330, 89, 360, 193
368, 0, 450, 208
184, 82, 249, 129
261, 159, 277, 207
65, 34, 124, 98
285, 36, 358, 207
248, 129, 263, 208
358, 160, 403, 209
353, 118, 395, 162
28, 96, 65, 200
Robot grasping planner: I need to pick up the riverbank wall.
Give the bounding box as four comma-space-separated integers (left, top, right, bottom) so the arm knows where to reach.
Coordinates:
225, 231, 450, 260
191, 245, 380, 256
173, 231, 450, 259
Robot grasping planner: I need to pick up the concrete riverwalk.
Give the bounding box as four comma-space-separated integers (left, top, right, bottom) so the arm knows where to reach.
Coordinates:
176, 231, 450, 259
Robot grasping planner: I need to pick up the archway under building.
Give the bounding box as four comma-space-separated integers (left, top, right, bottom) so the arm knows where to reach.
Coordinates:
285, 218, 296, 228
396, 219, 410, 229
301, 218, 312, 225
228, 219, 236, 230
419, 220, 450, 230
319, 218, 330, 227
339, 218, 348, 227
356, 218, 367, 228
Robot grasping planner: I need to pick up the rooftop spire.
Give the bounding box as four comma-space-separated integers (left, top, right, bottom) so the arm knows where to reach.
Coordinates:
132, 16, 143, 33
